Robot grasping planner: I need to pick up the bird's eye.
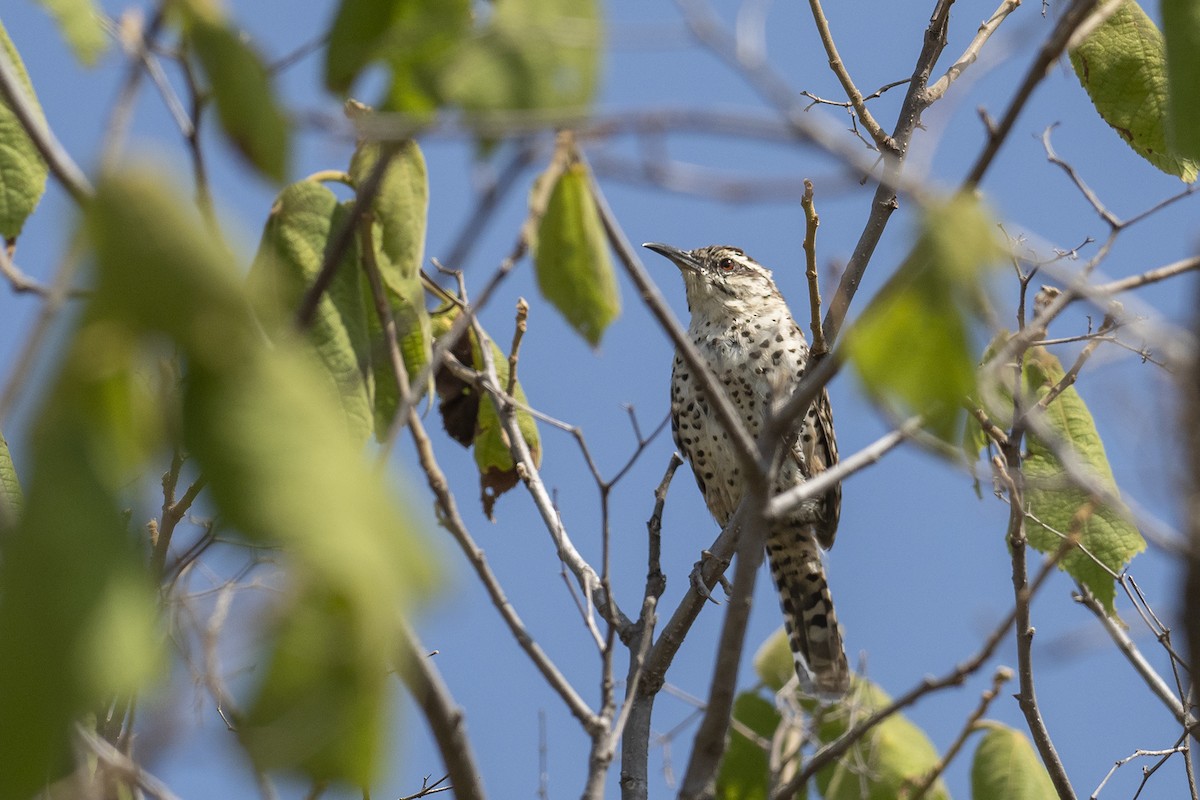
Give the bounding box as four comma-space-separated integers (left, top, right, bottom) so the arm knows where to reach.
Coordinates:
718, 257, 736, 271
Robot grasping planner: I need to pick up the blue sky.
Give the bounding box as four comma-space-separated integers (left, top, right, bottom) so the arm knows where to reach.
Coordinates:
2, 1, 1197, 798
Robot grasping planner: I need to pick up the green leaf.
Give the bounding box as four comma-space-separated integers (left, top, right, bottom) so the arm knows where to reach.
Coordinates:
349, 139, 432, 430
1163, 0, 1200, 161
0, 23, 49, 239
86, 166, 435, 784
971, 724, 1056, 800
1069, 0, 1198, 181
34, 0, 107, 66
1018, 347, 1145, 613
814, 678, 950, 800
180, 8, 290, 181
184, 347, 428, 783
250, 180, 374, 444
716, 692, 785, 800
325, 0, 400, 93
0, 318, 163, 798
534, 162, 620, 346
847, 194, 1003, 441
753, 627, 795, 693
430, 303, 543, 519
0, 428, 21, 526
444, 0, 603, 113
325, 0, 471, 113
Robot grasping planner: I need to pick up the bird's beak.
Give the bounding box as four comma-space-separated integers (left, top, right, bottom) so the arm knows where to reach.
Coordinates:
643, 242, 701, 273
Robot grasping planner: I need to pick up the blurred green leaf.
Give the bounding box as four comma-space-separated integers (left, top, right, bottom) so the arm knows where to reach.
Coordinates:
1017, 347, 1145, 613
34, 0, 107, 66
847, 194, 1003, 441
325, 0, 400, 93
716, 692, 785, 800
971, 724, 1056, 800
445, 0, 602, 113
0, 319, 162, 798
180, 7, 290, 181
1163, 0, 1200, 161
0, 429, 21, 525
349, 139, 432, 430
86, 166, 434, 784
326, 0, 470, 114
1069, 0, 1198, 181
534, 161, 620, 346
250, 180, 374, 444
814, 678, 950, 800
753, 627, 794, 693
185, 347, 429, 783
0, 23, 49, 239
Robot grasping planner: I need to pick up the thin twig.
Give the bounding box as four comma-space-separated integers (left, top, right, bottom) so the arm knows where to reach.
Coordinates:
507, 298, 529, 397
998, 425, 1077, 799
587, 163, 764, 482
822, 0, 955, 345
678, 496, 768, 799
75, 724, 184, 800
963, 0, 1101, 188
364, 220, 599, 734
765, 417, 917, 520
805, 0, 895, 152
457, 285, 627, 641
394, 621, 486, 800
0, 45, 93, 203
1075, 589, 1194, 730
907, 667, 1014, 800
926, 0, 1023, 102
619, 456, 681, 800
801, 180, 828, 356
1090, 743, 1189, 799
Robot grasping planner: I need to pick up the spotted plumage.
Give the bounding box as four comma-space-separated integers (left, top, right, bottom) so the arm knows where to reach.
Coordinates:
646, 242, 850, 698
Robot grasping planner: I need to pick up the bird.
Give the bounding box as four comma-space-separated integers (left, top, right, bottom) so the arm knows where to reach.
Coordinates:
644, 242, 850, 698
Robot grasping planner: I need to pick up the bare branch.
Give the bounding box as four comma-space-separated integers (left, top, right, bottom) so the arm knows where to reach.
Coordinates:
766, 418, 917, 521
823, 0, 956, 344
963, 0, 1101, 188
363, 224, 600, 733
926, 0, 1023, 102
588, 163, 765, 482
395, 620, 487, 800
801, 180, 828, 356
805, 0, 896, 152
908, 666, 1014, 800
997, 449, 1077, 800
75, 723, 184, 800
678, 498, 768, 799
1076, 589, 1195, 730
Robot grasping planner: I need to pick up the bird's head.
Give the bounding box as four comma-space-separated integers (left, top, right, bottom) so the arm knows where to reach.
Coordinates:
643, 242, 782, 318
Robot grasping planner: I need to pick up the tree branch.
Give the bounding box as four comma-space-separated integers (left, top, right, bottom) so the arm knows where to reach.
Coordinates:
362, 224, 600, 733
678, 499, 767, 799
0, 46, 93, 204
926, 0, 1023, 102
963, 0, 1101, 188
806, 0, 896, 153
394, 621, 486, 800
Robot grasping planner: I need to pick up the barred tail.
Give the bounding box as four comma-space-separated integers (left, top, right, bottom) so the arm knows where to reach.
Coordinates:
766, 525, 850, 698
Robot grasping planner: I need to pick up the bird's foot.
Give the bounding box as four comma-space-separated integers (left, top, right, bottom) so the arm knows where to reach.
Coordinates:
690, 549, 732, 604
